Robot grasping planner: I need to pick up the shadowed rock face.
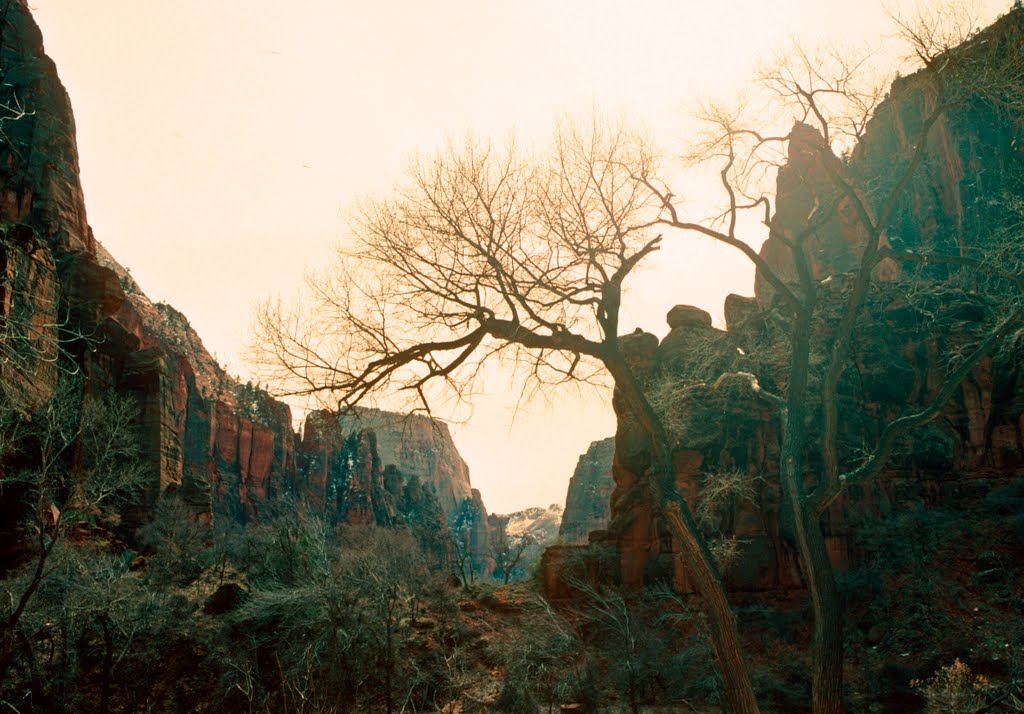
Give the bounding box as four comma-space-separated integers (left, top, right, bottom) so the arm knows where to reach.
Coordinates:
0, 0, 92, 256
0, 0, 101, 408
559, 437, 615, 544
545, 9, 1024, 598
298, 417, 399, 526
453, 488, 495, 576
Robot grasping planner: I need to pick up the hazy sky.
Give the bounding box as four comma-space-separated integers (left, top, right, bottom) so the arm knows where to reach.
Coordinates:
32, 0, 1008, 513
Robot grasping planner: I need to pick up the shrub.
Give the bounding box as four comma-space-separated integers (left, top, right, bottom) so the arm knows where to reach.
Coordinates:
912, 659, 993, 713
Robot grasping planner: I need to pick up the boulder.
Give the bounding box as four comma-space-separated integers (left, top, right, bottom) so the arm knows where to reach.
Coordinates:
666, 304, 713, 329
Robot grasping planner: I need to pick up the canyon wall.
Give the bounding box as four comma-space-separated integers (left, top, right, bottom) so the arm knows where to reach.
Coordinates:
327, 408, 473, 517
0, 1, 483, 540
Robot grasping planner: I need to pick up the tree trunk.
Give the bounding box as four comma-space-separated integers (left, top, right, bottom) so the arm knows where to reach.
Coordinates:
605, 354, 760, 714
782, 459, 844, 714
780, 305, 845, 714
662, 502, 760, 714
804, 515, 844, 714
17, 629, 42, 705
0, 515, 54, 686
385, 610, 394, 714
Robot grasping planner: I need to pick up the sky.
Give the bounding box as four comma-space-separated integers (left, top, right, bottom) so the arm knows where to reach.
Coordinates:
32, 0, 1009, 513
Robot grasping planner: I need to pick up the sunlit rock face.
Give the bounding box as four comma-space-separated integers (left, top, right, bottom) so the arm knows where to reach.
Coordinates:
486, 503, 564, 581
328, 407, 473, 519
559, 437, 615, 545
501, 503, 563, 543
544, 9, 1024, 598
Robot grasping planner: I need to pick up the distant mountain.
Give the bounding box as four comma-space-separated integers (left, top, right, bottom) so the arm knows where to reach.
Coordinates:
483, 503, 563, 582
502, 503, 563, 541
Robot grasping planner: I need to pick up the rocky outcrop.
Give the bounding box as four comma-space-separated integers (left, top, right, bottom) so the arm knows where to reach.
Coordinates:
502, 503, 563, 543
326, 407, 473, 518
298, 415, 399, 526
547, 291, 1021, 597
559, 438, 615, 544
754, 122, 898, 305
757, 9, 1024, 305
489, 503, 563, 581
852, 10, 1024, 260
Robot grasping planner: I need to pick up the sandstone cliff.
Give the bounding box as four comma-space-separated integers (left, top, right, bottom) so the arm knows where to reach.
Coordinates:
453, 488, 495, 576
0, 0, 99, 409
327, 407, 473, 518
558, 437, 615, 544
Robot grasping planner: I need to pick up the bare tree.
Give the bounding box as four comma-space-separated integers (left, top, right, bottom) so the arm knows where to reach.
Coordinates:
491, 527, 535, 585
0, 379, 146, 687
642, 7, 1024, 713
339, 527, 429, 714
254, 118, 762, 713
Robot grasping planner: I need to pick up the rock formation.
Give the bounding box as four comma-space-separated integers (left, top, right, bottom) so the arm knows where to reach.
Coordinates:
90, 244, 298, 523
453, 488, 495, 576
754, 122, 899, 305
298, 415, 399, 526
559, 438, 615, 544
501, 503, 563, 543
544, 8, 1024, 598
317, 407, 473, 518
0, 0, 98, 409
488, 503, 563, 581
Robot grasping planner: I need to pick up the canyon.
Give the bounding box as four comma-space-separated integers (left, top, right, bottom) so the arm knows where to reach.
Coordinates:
0, 0, 508, 559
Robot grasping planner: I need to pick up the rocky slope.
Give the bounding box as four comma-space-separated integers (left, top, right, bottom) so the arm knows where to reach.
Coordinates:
501, 503, 563, 542
489, 503, 563, 581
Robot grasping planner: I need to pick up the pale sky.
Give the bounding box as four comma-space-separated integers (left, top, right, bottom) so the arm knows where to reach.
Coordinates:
32, 0, 1009, 513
